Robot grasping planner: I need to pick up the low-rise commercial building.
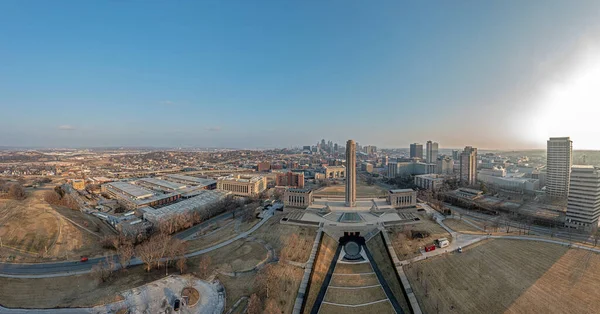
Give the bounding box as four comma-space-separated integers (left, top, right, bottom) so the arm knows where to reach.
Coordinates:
387, 189, 417, 208
414, 174, 445, 191
217, 174, 267, 196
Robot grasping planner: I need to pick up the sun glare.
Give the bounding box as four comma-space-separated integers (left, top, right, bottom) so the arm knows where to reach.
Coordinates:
531, 49, 600, 148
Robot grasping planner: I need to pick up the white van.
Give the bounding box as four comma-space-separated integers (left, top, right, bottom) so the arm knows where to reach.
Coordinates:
435, 237, 450, 248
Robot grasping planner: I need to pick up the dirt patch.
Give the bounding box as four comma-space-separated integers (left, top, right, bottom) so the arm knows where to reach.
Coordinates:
404, 239, 572, 314
388, 214, 451, 260
182, 287, 200, 306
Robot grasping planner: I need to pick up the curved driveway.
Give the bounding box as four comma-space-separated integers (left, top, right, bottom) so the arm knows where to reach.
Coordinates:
0, 208, 274, 278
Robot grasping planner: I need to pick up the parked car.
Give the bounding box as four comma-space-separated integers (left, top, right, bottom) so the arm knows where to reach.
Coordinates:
174, 299, 181, 311
457, 246, 463, 253
80, 256, 89, 262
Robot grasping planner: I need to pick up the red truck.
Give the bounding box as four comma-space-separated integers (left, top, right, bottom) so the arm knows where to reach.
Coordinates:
425, 245, 436, 252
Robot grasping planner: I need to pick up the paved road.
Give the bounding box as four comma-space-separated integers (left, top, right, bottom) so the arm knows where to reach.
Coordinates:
445, 203, 594, 244
0, 207, 274, 278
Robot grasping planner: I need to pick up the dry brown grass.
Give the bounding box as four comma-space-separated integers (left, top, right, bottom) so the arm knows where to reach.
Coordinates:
334, 262, 373, 274
367, 233, 411, 314
189, 239, 268, 274
0, 266, 166, 308
302, 234, 338, 314
0, 189, 113, 262
330, 273, 380, 287
324, 286, 387, 305
388, 214, 451, 260
252, 210, 317, 261
404, 239, 590, 314
443, 218, 486, 234
319, 301, 395, 314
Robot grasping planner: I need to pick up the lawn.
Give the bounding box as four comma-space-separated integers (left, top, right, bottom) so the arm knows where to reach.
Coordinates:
402, 239, 600, 314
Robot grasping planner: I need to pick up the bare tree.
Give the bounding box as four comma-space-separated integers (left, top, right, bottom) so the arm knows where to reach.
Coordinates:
176, 256, 188, 274
198, 256, 211, 278
7, 184, 26, 200
117, 241, 134, 270
136, 239, 156, 272
594, 229, 600, 247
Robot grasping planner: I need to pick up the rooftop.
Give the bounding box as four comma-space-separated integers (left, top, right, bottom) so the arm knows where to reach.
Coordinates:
106, 181, 155, 199
164, 174, 217, 187
389, 189, 414, 193
141, 190, 230, 221
137, 178, 187, 191
218, 174, 264, 183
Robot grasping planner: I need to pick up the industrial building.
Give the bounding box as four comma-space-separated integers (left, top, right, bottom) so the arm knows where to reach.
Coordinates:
217, 174, 267, 196
141, 189, 231, 224
136, 178, 187, 192
101, 181, 181, 210
163, 174, 216, 189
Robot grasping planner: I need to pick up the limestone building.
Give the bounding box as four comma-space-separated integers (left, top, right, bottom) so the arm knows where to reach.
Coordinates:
387, 189, 417, 208
324, 165, 345, 179
345, 140, 356, 207
283, 188, 313, 208
216, 174, 267, 197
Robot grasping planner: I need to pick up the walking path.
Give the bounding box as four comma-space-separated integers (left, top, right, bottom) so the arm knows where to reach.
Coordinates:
0, 207, 276, 278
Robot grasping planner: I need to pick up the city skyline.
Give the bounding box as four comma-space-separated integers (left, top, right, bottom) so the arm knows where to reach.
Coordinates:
2, 1, 600, 149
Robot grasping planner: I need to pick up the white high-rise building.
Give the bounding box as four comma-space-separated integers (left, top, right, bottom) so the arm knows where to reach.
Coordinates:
566, 165, 600, 231
426, 141, 439, 164
546, 137, 573, 199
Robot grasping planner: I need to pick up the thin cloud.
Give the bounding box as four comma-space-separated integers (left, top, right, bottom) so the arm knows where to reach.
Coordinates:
58, 125, 75, 130
160, 100, 175, 105
205, 127, 221, 132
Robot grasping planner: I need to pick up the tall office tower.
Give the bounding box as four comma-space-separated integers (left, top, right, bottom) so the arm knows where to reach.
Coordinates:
426, 141, 439, 163
565, 166, 600, 231
345, 139, 356, 207
334, 143, 338, 153
546, 137, 573, 199
410, 143, 424, 159
459, 146, 478, 186
452, 150, 460, 160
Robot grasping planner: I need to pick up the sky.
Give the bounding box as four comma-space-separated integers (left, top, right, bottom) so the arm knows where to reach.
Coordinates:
2, 1, 600, 150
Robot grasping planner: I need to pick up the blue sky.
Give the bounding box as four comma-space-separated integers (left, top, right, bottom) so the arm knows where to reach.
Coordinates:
2, 1, 600, 149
